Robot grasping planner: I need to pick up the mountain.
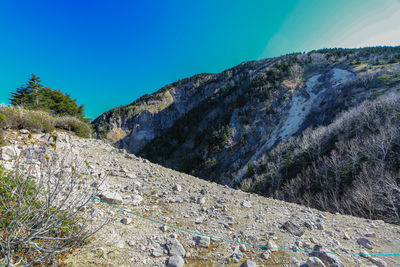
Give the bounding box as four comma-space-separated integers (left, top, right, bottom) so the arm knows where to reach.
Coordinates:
92, 46, 400, 224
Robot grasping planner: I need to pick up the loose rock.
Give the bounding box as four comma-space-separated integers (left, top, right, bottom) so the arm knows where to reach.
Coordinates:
370, 257, 387, 267
260, 251, 270, 260
194, 236, 210, 248
195, 216, 205, 224
357, 238, 373, 250
168, 255, 184, 267
312, 245, 344, 267
166, 238, 185, 256
173, 184, 182, 192
282, 221, 304, 236
151, 248, 163, 257
121, 217, 132, 225
131, 195, 143, 205
240, 260, 257, 267
231, 246, 243, 263
307, 256, 326, 267
241, 200, 252, 208
100, 191, 123, 204
267, 240, 278, 252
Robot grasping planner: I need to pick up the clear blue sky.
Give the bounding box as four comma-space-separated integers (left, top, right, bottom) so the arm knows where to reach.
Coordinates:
1, 0, 400, 119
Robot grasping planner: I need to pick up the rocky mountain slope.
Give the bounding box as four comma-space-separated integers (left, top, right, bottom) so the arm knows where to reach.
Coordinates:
1, 130, 400, 266
92, 47, 400, 224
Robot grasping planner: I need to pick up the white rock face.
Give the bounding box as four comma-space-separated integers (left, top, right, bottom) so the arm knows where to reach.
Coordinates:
280, 74, 323, 140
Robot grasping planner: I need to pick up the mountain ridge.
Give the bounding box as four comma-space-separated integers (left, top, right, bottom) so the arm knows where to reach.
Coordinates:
92, 46, 400, 224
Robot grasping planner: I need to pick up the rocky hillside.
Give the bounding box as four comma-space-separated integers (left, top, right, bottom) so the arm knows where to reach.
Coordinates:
1, 130, 400, 266
93, 47, 400, 224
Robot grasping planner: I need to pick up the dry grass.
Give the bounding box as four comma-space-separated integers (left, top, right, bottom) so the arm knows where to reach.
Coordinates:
0, 106, 91, 138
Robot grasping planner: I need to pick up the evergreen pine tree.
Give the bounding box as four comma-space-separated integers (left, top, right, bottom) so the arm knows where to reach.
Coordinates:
9, 74, 43, 108
9, 74, 90, 121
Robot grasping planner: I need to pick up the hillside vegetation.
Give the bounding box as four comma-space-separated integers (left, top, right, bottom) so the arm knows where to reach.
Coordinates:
0, 75, 92, 144
242, 94, 400, 224
9, 74, 90, 122
93, 46, 400, 224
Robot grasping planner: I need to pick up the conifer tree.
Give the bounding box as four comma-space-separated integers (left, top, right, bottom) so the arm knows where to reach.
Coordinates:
9, 74, 42, 107
9, 74, 89, 121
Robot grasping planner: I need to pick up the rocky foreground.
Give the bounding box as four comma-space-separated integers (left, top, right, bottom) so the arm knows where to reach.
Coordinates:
1, 130, 400, 267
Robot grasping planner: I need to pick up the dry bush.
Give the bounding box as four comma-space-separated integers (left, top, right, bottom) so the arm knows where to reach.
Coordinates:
0, 145, 102, 266
0, 107, 91, 138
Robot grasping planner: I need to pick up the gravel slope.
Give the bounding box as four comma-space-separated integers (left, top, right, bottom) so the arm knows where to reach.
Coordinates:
1, 130, 400, 267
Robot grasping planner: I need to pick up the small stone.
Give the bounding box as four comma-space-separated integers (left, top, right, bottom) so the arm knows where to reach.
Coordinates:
291, 258, 301, 266
260, 251, 270, 259
173, 184, 182, 192
126, 173, 137, 179
184, 252, 191, 258
343, 233, 350, 240
195, 236, 210, 248
195, 216, 205, 224
197, 197, 206, 204
239, 244, 246, 252
1, 146, 20, 161
307, 256, 326, 267
127, 240, 135, 246
231, 246, 243, 262
166, 238, 185, 256
370, 257, 387, 267
131, 195, 143, 205
161, 225, 169, 232
316, 222, 324, 230
100, 191, 123, 204
121, 217, 132, 225
359, 250, 370, 258
241, 200, 252, 208
303, 241, 313, 249
365, 232, 376, 238
357, 238, 373, 249
325, 230, 333, 236
267, 240, 278, 252
152, 248, 163, 257
282, 221, 304, 237
240, 260, 257, 267
303, 221, 313, 230
168, 255, 184, 267
312, 245, 344, 267
20, 129, 29, 134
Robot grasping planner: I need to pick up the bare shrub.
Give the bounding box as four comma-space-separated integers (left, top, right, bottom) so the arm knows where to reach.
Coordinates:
0, 146, 102, 266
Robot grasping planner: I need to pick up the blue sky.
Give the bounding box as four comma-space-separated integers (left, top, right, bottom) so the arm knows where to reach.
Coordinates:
1, 0, 400, 119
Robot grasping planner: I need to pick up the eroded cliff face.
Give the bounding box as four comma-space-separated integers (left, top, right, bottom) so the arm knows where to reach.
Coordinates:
93, 48, 400, 186
92, 59, 276, 153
